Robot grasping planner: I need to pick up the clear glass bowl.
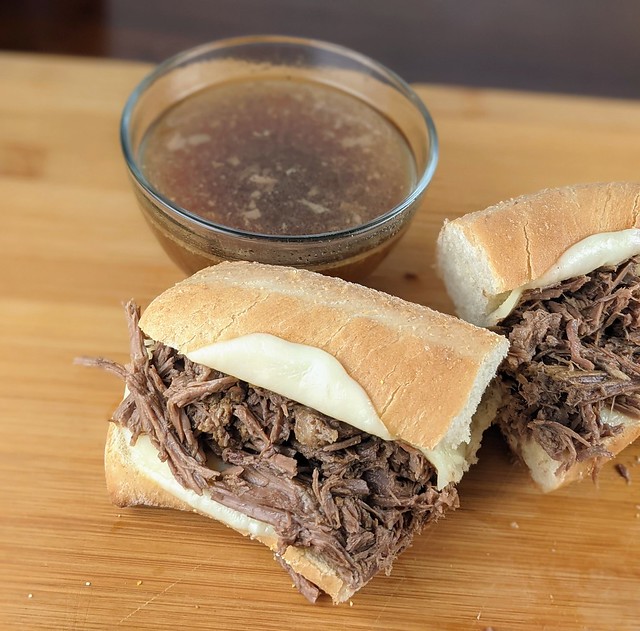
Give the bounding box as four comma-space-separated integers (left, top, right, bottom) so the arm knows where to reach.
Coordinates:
120, 35, 438, 280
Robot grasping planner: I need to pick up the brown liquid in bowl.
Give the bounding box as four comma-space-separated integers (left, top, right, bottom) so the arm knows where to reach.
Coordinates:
139, 78, 417, 236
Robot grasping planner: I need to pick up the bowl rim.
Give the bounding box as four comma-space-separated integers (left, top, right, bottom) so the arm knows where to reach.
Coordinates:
120, 34, 439, 244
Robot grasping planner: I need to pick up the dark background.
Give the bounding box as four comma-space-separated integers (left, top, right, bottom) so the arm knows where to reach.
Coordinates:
2, 0, 640, 99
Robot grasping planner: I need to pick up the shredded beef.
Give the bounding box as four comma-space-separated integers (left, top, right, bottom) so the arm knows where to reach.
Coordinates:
80, 302, 458, 601
493, 256, 640, 474
275, 554, 321, 603
615, 463, 632, 484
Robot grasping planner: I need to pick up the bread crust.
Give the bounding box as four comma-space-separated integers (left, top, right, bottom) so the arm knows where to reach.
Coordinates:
105, 423, 355, 603
139, 262, 508, 451
502, 416, 640, 492
444, 182, 640, 295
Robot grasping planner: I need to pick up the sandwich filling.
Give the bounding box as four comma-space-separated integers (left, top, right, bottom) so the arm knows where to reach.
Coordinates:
86, 302, 458, 602
493, 255, 640, 475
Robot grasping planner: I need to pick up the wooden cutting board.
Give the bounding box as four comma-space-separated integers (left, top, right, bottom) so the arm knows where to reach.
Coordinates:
1, 53, 640, 631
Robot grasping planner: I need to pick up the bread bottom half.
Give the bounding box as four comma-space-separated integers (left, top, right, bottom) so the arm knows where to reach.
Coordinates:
500, 414, 640, 492
105, 423, 355, 603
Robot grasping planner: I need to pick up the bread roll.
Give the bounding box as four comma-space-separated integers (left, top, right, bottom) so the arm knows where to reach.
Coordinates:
437, 182, 640, 491
88, 262, 508, 602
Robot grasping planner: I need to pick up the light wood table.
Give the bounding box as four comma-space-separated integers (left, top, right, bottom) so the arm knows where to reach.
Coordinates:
1, 53, 640, 630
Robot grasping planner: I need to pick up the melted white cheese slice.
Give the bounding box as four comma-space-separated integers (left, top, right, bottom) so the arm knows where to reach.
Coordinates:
600, 406, 639, 427
488, 229, 640, 324
187, 334, 394, 441
124, 428, 275, 539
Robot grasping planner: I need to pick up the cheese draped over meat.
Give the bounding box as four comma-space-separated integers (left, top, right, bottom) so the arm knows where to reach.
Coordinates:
188, 335, 393, 441
488, 229, 640, 324
187, 334, 483, 488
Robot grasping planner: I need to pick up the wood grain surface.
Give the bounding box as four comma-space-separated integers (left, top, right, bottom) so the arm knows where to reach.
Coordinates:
1, 53, 640, 631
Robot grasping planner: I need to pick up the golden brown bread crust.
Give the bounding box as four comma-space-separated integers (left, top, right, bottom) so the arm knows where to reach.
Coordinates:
449, 182, 640, 293
503, 418, 640, 492
105, 424, 354, 603
139, 261, 508, 451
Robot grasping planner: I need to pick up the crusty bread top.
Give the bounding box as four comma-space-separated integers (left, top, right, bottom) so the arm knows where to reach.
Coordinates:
437, 182, 640, 325
449, 182, 640, 290
139, 262, 508, 451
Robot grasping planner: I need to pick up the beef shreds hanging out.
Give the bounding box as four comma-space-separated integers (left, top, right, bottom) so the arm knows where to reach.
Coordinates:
80, 302, 458, 602
493, 256, 640, 474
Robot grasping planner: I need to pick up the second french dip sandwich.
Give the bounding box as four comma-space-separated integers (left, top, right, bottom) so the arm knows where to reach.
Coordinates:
81, 262, 508, 603
437, 182, 640, 492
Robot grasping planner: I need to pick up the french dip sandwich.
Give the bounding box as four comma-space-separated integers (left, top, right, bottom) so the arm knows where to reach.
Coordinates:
81, 262, 508, 603
437, 182, 640, 492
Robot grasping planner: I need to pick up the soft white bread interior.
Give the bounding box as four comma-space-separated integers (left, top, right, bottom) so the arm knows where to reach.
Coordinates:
437, 182, 640, 326
139, 262, 509, 461
503, 409, 640, 492
105, 423, 356, 603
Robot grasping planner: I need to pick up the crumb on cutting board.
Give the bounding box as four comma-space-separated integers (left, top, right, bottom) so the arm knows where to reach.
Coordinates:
615, 463, 632, 484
